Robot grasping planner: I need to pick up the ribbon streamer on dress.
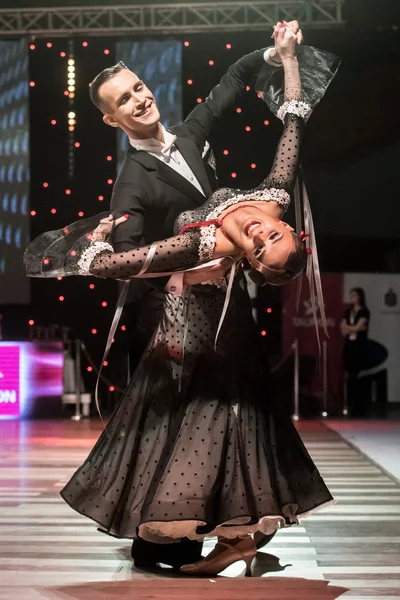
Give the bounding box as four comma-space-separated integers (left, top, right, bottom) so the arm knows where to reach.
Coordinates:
297, 175, 328, 350
95, 279, 130, 427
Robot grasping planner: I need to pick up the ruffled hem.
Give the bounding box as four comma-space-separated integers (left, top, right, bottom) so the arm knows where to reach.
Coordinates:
137, 498, 337, 543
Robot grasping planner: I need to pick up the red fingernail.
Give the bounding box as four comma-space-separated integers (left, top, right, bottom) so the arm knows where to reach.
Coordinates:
124, 214, 129, 218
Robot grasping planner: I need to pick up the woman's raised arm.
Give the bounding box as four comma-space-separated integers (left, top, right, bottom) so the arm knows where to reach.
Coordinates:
263, 24, 309, 195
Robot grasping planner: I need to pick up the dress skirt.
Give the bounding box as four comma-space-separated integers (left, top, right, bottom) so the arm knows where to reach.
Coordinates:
61, 277, 334, 542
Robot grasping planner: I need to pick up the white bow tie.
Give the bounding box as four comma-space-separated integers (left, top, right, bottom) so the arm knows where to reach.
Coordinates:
161, 135, 177, 159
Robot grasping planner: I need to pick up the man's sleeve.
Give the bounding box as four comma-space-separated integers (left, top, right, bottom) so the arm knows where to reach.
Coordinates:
110, 166, 171, 291
110, 179, 146, 252
176, 47, 277, 151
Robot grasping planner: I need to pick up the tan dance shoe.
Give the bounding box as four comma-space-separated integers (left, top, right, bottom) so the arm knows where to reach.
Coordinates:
180, 536, 256, 577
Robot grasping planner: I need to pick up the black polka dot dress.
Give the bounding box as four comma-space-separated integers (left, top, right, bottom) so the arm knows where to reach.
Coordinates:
61, 273, 333, 541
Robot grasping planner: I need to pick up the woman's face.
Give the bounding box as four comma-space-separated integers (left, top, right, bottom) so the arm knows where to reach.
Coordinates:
221, 204, 296, 270
350, 291, 360, 306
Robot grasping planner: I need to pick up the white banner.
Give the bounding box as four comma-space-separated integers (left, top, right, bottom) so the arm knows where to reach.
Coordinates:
344, 274, 400, 403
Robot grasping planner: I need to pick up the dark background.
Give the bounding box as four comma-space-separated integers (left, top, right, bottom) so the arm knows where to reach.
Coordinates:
0, 0, 399, 405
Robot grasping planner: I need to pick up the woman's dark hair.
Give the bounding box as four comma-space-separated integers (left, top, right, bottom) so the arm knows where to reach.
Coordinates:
351, 287, 366, 307
248, 232, 308, 287
89, 61, 128, 110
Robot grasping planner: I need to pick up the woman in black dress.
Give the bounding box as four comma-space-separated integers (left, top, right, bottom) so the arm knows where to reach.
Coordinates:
341, 287, 370, 417
25, 26, 338, 577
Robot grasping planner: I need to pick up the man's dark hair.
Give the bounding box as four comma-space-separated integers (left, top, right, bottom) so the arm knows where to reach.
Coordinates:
89, 61, 128, 110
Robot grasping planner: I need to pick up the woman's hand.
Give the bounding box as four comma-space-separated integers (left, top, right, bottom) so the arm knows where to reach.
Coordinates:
91, 214, 128, 242
273, 21, 298, 61
268, 20, 302, 64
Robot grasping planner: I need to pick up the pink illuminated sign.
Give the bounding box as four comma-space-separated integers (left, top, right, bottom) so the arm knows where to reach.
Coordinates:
0, 345, 20, 417
0, 342, 63, 419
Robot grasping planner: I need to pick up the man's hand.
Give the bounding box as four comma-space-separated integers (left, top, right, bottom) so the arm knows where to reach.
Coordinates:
183, 257, 234, 286
268, 20, 303, 63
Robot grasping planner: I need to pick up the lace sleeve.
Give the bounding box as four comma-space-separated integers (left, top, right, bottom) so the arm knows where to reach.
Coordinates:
88, 230, 203, 279
262, 112, 305, 194
261, 55, 307, 194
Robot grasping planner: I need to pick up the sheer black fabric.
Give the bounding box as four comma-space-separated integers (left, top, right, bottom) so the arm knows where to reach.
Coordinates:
61, 277, 333, 541
23, 212, 110, 278
256, 45, 340, 120
264, 113, 304, 192
90, 232, 202, 279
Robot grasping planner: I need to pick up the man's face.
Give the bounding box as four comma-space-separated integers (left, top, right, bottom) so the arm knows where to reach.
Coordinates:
100, 69, 160, 139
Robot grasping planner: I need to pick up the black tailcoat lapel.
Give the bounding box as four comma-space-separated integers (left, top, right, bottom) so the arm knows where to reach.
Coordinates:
127, 143, 208, 207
